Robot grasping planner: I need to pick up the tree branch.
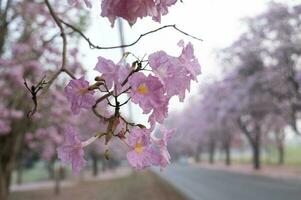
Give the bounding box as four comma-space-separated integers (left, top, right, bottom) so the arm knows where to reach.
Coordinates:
92, 91, 113, 120
60, 19, 202, 50
45, 0, 67, 70
25, 0, 77, 117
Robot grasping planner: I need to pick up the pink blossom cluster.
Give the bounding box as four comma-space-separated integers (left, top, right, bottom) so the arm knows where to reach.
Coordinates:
0, 107, 23, 135
101, 0, 178, 26
58, 40, 201, 173
68, 0, 178, 26
0, 1, 89, 182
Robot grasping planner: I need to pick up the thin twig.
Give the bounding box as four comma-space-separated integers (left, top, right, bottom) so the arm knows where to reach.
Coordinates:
24, 76, 47, 117
43, 0, 76, 90
45, 0, 67, 69
92, 91, 113, 120
60, 19, 202, 50
119, 97, 131, 107
25, 0, 76, 117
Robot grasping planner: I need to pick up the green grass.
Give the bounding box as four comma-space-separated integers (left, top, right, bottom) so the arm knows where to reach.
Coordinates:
253, 144, 301, 166
9, 171, 187, 200
281, 145, 301, 166
11, 162, 49, 184
201, 144, 301, 167
11, 162, 73, 184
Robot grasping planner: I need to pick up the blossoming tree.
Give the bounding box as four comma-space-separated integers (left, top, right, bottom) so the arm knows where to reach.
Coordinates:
0, 1, 202, 199
0, 1, 89, 198
168, 2, 301, 171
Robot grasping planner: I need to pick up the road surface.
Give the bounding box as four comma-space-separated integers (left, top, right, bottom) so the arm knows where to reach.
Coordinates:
154, 165, 301, 200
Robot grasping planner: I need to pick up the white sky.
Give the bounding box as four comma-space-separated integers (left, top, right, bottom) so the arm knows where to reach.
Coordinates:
79, 0, 297, 125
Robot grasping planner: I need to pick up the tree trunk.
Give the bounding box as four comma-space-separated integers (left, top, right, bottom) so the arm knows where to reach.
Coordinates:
222, 134, 231, 166
47, 162, 55, 180
225, 143, 231, 166
194, 151, 201, 163
0, 138, 21, 200
16, 159, 23, 185
54, 167, 61, 195
0, 166, 11, 200
277, 143, 284, 165
209, 141, 215, 164
252, 132, 261, 170
0, 0, 13, 57
195, 144, 202, 163
91, 153, 98, 176
0, 118, 30, 200
275, 130, 285, 165
0, 21, 8, 56
101, 157, 106, 172
252, 144, 260, 169
238, 119, 261, 170
54, 166, 65, 195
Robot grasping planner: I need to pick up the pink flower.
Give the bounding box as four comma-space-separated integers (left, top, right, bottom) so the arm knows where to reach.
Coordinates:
25, 132, 34, 142
148, 41, 201, 101
0, 120, 10, 135
101, 0, 155, 26
148, 100, 168, 126
148, 51, 188, 101
64, 77, 96, 115
126, 128, 160, 170
151, 127, 174, 169
94, 56, 130, 93
68, 0, 92, 8
129, 72, 168, 115
100, 0, 177, 26
42, 144, 56, 162
35, 128, 47, 139
9, 110, 24, 119
178, 40, 201, 81
48, 126, 63, 145
57, 126, 86, 174
152, 0, 177, 22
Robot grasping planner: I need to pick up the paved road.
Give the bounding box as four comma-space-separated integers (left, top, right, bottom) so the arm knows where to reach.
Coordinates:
154, 165, 301, 200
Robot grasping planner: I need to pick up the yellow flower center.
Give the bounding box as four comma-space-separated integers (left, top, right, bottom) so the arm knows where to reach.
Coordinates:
134, 142, 144, 153
137, 84, 149, 94
78, 88, 89, 94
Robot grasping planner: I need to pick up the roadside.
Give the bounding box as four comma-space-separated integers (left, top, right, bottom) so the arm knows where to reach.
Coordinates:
10, 167, 131, 192
9, 170, 187, 200
193, 161, 301, 181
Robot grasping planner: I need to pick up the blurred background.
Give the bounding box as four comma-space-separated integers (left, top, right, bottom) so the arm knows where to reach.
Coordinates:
1, 0, 301, 200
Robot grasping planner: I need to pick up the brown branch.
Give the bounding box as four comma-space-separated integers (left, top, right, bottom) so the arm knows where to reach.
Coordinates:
119, 97, 131, 107
119, 115, 145, 129
25, 0, 77, 117
24, 76, 47, 117
44, 0, 75, 87
41, 30, 74, 48
92, 91, 113, 120
60, 19, 202, 50
117, 87, 131, 97
3, 0, 11, 21
61, 68, 76, 79
45, 0, 67, 69
42, 68, 76, 94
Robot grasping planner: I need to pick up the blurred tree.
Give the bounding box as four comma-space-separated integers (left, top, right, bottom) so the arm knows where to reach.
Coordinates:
0, 1, 88, 199
168, 2, 301, 170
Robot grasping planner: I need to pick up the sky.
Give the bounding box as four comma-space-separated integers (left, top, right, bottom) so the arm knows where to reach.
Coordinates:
79, 0, 297, 125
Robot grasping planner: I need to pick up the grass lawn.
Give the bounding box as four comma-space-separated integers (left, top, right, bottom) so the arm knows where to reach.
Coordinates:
215, 144, 301, 167
283, 145, 301, 166
9, 171, 187, 200
11, 162, 50, 184
243, 144, 301, 166
11, 161, 74, 184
